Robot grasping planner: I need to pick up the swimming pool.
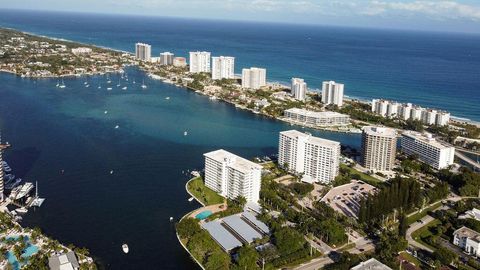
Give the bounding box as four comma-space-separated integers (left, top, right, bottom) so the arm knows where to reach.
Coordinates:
3, 236, 39, 270
195, 210, 213, 220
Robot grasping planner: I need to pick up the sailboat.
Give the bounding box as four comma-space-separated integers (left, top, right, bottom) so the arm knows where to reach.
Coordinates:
117, 79, 121, 87
55, 80, 60, 87
141, 79, 147, 89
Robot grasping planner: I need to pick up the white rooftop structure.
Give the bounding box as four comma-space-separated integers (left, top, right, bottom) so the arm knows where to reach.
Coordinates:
202, 220, 242, 251
350, 258, 392, 270
222, 215, 262, 243
48, 251, 80, 270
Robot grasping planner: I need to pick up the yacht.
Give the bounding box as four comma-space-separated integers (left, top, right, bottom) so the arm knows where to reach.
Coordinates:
16, 207, 28, 214
15, 182, 34, 200
5, 178, 22, 190
122, 244, 129, 254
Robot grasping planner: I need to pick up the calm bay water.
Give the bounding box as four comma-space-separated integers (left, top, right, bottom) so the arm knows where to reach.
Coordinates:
0, 67, 359, 269
0, 9, 479, 121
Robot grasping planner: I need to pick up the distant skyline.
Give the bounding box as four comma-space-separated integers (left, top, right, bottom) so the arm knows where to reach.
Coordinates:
1, 0, 480, 33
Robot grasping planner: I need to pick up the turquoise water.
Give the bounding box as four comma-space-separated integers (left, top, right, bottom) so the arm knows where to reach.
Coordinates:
195, 210, 213, 220
3, 236, 38, 270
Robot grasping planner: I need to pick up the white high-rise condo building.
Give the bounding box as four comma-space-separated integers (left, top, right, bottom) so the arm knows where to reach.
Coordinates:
371, 99, 450, 126
278, 130, 340, 184
361, 126, 397, 172
242, 67, 267, 90
189, 51, 211, 73
159, 52, 174, 66
204, 149, 262, 203
211, 56, 235, 80
135, 43, 152, 62
401, 131, 455, 170
322, 81, 344, 107
291, 78, 307, 101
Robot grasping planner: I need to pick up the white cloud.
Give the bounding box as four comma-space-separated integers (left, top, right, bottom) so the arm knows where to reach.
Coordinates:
365, 1, 480, 21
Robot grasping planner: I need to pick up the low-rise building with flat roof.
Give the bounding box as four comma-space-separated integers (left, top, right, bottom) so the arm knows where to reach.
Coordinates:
453, 226, 480, 257
48, 251, 79, 270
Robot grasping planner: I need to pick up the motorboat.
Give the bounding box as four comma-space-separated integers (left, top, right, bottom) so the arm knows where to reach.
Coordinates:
184, 131, 188, 136
115, 125, 119, 129
104, 110, 108, 114
122, 86, 127, 90
165, 97, 170, 100
107, 87, 113, 91
188, 197, 194, 202
122, 244, 129, 254
110, 170, 114, 175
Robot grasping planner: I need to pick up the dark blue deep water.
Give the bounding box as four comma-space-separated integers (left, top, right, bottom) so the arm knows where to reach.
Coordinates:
0, 9, 478, 270
0, 67, 359, 269
0, 9, 479, 121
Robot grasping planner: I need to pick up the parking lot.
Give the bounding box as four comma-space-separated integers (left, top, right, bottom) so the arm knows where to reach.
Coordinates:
320, 180, 377, 219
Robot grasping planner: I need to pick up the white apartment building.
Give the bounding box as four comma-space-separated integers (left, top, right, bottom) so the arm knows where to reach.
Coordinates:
211, 56, 235, 80
159, 52, 174, 66
71, 47, 92, 55
284, 108, 350, 127
242, 67, 267, 90
204, 149, 261, 203
321, 81, 344, 107
189, 51, 211, 73
453, 226, 480, 257
371, 99, 450, 126
361, 126, 397, 172
278, 130, 340, 184
135, 43, 152, 62
401, 131, 455, 170
173, 57, 187, 67
291, 78, 307, 101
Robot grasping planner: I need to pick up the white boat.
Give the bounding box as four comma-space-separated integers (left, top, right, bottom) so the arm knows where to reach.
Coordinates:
165, 97, 170, 100
122, 86, 127, 90
110, 170, 114, 175
98, 85, 102, 89
169, 217, 174, 222
55, 81, 60, 87
15, 182, 34, 200
59, 79, 66, 89
141, 79, 147, 89
85, 84, 90, 88
84, 81, 88, 85
122, 244, 129, 254
107, 87, 113, 91
16, 207, 28, 214
133, 79, 136, 84
104, 110, 108, 114
115, 125, 119, 129
184, 131, 188, 136
188, 197, 194, 202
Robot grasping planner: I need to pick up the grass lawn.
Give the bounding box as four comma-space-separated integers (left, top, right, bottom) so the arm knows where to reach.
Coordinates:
187, 177, 224, 206
411, 219, 441, 251
340, 164, 382, 186
407, 202, 442, 225
399, 251, 422, 267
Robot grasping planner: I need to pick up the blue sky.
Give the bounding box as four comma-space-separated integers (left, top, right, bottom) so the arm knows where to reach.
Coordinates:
2, 0, 480, 33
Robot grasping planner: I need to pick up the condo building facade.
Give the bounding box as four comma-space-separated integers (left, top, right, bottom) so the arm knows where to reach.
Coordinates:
361, 126, 397, 172
242, 67, 267, 90
211, 56, 235, 80
189, 51, 211, 73
159, 52, 174, 66
135, 43, 152, 62
371, 99, 450, 126
173, 57, 187, 67
278, 130, 340, 184
291, 78, 307, 101
321, 81, 344, 107
401, 131, 455, 170
204, 149, 261, 203
284, 108, 350, 127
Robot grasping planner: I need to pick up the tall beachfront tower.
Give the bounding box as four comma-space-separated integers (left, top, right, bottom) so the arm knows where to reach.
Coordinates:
189, 51, 211, 73
241, 67, 267, 90
203, 149, 262, 203
135, 43, 152, 62
361, 126, 397, 172
291, 78, 307, 101
0, 135, 10, 202
211, 56, 235, 80
322, 81, 344, 107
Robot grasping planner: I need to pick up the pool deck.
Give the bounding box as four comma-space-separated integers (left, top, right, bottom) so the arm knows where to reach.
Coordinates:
188, 203, 226, 219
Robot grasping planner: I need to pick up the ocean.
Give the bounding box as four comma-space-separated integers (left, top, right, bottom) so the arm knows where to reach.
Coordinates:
0, 9, 478, 270
0, 9, 479, 121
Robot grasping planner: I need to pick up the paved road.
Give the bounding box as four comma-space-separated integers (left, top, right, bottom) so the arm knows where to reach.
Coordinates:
406, 214, 435, 253
293, 256, 333, 270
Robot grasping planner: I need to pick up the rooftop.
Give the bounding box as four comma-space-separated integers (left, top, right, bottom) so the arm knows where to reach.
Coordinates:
48, 251, 79, 270
202, 220, 243, 251
285, 108, 349, 119
280, 130, 341, 148
204, 149, 262, 173
350, 258, 392, 270
362, 126, 397, 137
454, 226, 480, 242
402, 131, 453, 149
222, 215, 263, 243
